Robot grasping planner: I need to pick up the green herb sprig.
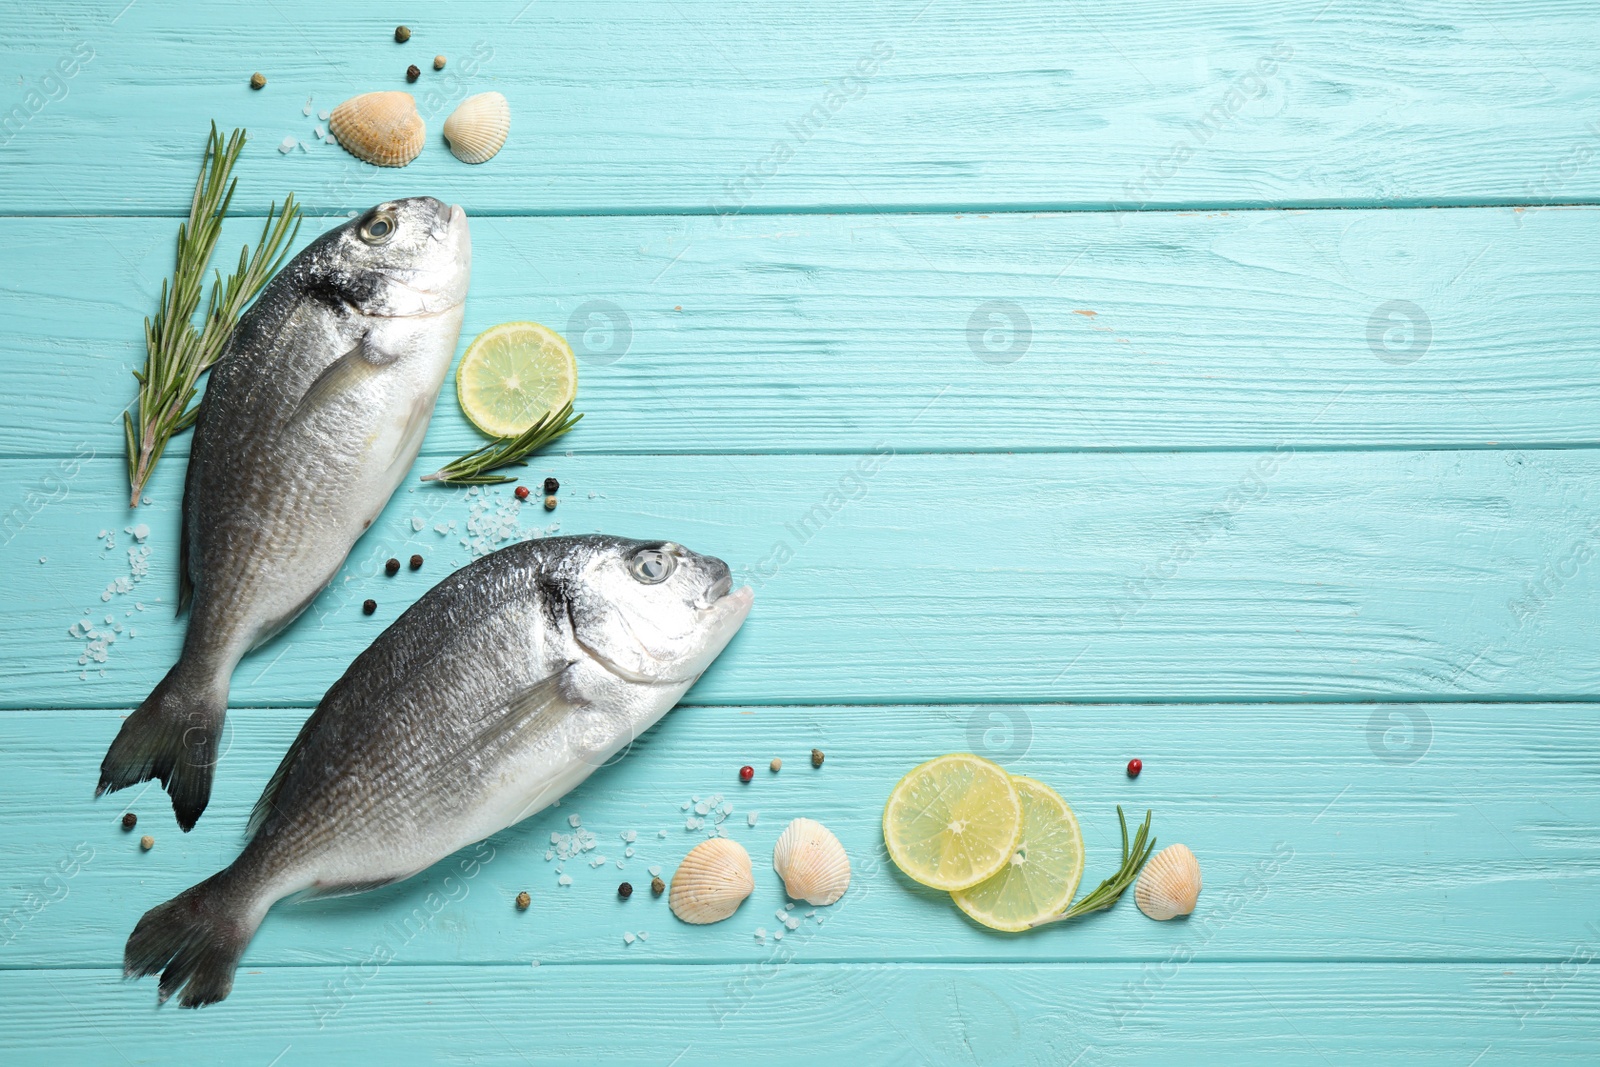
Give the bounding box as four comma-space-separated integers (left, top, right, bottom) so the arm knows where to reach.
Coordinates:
124, 123, 301, 506
1030, 807, 1155, 927
422, 401, 583, 486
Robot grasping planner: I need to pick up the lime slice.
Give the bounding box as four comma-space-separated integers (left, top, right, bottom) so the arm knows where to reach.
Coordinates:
455, 321, 577, 438
951, 776, 1084, 931
882, 753, 1023, 891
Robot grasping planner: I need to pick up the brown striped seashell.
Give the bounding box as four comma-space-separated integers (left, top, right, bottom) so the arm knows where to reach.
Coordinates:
329, 91, 425, 167
772, 818, 851, 906
669, 837, 754, 924
442, 92, 510, 164
1135, 843, 1202, 920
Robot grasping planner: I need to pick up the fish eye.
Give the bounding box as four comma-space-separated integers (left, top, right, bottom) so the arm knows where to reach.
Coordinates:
359, 212, 396, 244
629, 549, 675, 585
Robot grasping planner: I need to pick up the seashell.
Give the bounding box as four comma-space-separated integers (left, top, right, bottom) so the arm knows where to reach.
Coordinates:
772, 818, 851, 906
669, 838, 754, 924
443, 92, 510, 164
328, 91, 425, 167
1135, 843, 1202, 920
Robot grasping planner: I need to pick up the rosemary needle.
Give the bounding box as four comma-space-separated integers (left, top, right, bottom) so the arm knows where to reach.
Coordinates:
421, 401, 583, 487
1029, 807, 1155, 927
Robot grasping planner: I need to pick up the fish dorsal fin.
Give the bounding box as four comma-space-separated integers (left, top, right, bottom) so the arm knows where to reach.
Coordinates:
288, 332, 394, 426
246, 709, 323, 838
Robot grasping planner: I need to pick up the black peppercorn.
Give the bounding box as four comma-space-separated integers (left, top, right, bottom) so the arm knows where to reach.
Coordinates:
385, 557, 400, 576
406, 64, 420, 83
618, 882, 633, 899
362, 599, 377, 615
121, 812, 137, 830
543, 477, 559, 494
409, 554, 423, 571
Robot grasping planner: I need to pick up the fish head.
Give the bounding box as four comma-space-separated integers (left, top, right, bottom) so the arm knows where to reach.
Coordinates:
300, 196, 471, 317
566, 538, 753, 686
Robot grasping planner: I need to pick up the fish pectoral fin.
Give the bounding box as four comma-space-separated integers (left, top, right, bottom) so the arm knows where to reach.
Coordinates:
435, 670, 584, 782
288, 332, 395, 426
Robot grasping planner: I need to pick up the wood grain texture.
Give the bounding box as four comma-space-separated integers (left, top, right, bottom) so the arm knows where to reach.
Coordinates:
4, 206, 1600, 461
2, 704, 1596, 968
5, 451, 1599, 709
4, 964, 1596, 1065
2, 2, 1599, 215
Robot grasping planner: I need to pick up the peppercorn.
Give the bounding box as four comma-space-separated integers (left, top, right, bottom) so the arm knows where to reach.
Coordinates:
770, 758, 782, 773
385, 557, 400, 576
739, 765, 754, 783
139, 835, 154, 851
121, 812, 137, 831
514, 485, 530, 500
544, 477, 559, 494
544, 495, 558, 511
650, 876, 665, 896
249, 72, 266, 90
409, 554, 423, 571
394, 25, 411, 42
618, 882, 633, 899
515, 891, 530, 910
811, 748, 825, 768
1127, 758, 1142, 779
433, 54, 447, 70
406, 64, 421, 83
362, 599, 377, 615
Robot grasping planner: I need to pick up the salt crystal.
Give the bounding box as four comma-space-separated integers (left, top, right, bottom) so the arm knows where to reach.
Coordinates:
568, 813, 582, 827
746, 812, 759, 827
278, 136, 296, 154
624, 848, 634, 857
712, 794, 724, 804
620, 830, 637, 843
622, 932, 635, 944
694, 802, 710, 815
773, 927, 785, 940
38, 557, 45, 563
550, 832, 562, 844
412, 517, 425, 531
754, 927, 767, 940
130, 524, 149, 542
637, 931, 648, 941
785, 916, 799, 931
805, 910, 815, 918
647, 865, 661, 877
97, 529, 107, 539
557, 873, 572, 886
616, 860, 624, 869
658, 830, 667, 838
784, 903, 794, 911
685, 818, 700, 830
544, 850, 554, 861
775, 909, 788, 922
680, 801, 691, 810
318, 109, 331, 120
302, 97, 313, 116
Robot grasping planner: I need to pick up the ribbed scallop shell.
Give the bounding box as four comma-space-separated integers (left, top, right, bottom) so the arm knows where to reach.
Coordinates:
1135, 843, 1201, 920
669, 837, 754, 924
772, 818, 851, 906
329, 91, 425, 167
443, 92, 510, 164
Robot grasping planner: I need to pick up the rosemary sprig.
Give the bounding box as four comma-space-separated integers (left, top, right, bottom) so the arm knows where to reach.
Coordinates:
124, 122, 301, 506
422, 401, 584, 486
1030, 806, 1155, 927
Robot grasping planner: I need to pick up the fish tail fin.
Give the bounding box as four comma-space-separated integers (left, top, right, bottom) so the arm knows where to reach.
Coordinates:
98, 658, 227, 831
124, 865, 263, 1008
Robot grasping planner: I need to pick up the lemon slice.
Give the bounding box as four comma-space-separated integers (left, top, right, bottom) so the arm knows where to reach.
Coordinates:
455, 321, 577, 438
882, 753, 1023, 891
951, 776, 1084, 932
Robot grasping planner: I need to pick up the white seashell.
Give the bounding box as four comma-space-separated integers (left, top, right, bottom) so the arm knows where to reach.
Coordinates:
669, 837, 753, 924
1135, 843, 1202, 920
443, 92, 510, 164
771, 818, 851, 906
328, 91, 425, 167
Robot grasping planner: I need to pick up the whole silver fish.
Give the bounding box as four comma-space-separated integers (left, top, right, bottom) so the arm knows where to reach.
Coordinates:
124, 535, 752, 1007
99, 198, 472, 830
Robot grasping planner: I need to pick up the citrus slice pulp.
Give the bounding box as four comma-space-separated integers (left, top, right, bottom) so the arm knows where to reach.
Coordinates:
455, 321, 577, 438
951, 775, 1085, 931
882, 753, 1023, 891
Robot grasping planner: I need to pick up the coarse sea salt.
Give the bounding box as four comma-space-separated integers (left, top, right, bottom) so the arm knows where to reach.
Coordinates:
747, 811, 759, 827
568, 813, 582, 827
647, 865, 661, 877
278, 136, 296, 153
622, 931, 635, 944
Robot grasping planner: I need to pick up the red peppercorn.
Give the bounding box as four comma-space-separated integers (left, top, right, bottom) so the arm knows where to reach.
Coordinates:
514, 485, 530, 500
1127, 758, 1142, 778
739, 765, 755, 783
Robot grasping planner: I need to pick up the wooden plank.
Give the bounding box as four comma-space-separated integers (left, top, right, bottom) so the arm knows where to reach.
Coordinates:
3, 2, 1599, 215
3, 963, 1597, 1064
5, 206, 1600, 460
3, 704, 1598, 968
6, 449, 1600, 708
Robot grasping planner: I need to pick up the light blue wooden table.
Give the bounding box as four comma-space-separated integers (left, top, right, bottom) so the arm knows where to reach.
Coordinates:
4, 1, 1600, 1063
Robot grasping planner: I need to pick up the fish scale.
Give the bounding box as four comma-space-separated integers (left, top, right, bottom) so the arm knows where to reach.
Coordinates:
97, 197, 472, 831
121, 534, 751, 1008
